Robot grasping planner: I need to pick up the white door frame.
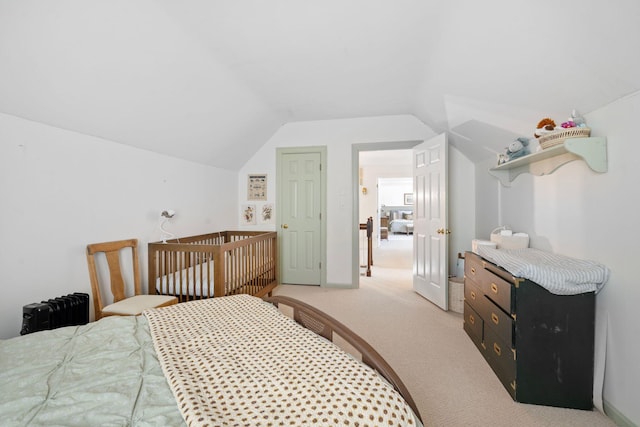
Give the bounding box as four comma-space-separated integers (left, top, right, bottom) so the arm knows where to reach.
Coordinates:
351, 140, 423, 288
276, 146, 328, 287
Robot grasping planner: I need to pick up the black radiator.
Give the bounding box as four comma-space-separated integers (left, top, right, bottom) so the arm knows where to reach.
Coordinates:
21, 293, 90, 335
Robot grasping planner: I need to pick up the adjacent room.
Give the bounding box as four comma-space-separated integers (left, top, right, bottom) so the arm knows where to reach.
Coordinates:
1, 1, 639, 426
358, 149, 413, 279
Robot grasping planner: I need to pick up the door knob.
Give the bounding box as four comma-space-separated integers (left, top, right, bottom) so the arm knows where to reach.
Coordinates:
282, 224, 288, 229
437, 228, 451, 235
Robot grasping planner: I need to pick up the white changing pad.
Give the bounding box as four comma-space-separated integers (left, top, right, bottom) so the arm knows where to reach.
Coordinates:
477, 247, 610, 295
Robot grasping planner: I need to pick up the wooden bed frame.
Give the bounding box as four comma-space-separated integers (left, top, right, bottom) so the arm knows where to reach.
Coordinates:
266, 295, 423, 424
148, 231, 277, 302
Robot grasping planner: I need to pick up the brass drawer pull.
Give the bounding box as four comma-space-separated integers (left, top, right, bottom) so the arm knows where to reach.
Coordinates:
491, 283, 498, 294
493, 342, 502, 356
491, 312, 499, 325
470, 267, 476, 275
469, 314, 475, 325
470, 291, 476, 300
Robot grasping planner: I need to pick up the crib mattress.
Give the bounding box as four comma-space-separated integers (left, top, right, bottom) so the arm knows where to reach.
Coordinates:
155, 259, 216, 297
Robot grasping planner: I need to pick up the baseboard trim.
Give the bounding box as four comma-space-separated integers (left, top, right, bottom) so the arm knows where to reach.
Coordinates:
604, 399, 637, 427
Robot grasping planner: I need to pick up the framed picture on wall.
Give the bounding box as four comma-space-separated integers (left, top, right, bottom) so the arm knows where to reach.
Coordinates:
247, 174, 267, 201
404, 193, 414, 205
260, 203, 274, 224
241, 204, 257, 225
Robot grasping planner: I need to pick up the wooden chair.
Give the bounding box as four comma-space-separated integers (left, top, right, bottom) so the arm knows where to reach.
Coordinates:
86, 238, 178, 320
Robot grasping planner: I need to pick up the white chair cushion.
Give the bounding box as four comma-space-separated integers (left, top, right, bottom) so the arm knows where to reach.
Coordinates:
102, 295, 177, 316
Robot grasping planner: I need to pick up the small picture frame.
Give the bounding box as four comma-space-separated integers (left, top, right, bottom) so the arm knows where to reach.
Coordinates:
404, 193, 414, 205
247, 174, 267, 201
241, 204, 256, 225
260, 203, 274, 224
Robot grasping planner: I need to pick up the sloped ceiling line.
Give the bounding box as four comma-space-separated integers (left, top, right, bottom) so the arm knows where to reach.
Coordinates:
1, 1, 639, 169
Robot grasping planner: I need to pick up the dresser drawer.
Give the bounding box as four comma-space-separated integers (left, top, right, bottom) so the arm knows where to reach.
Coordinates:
463, 280, 483, 312
478, 268, 514, 315
463, 301, 483, 348
484, 299, 514, 347
483, 327, 516, 399
464, 252, 484, 284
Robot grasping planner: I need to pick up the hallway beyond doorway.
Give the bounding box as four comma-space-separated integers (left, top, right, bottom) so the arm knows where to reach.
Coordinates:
360, 234, 412, 289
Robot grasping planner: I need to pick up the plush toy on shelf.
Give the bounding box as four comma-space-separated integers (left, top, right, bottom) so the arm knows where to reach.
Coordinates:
561, 109, 587, 128
498, 137, 531, 164
534, 117, 558, 138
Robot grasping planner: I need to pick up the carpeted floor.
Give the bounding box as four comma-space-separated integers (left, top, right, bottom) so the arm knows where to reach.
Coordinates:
274, 237, 615, 427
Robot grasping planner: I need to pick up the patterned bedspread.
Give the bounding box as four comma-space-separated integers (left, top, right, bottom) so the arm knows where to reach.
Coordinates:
144, 295, 419, 427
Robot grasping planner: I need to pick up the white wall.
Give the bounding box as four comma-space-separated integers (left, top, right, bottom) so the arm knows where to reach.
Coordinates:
238, 115, 434, 286
496, 91, 640, 425
474, 157, 501, 240
378, 177, 412, 208
448, 146, 476, 277
0, 113, 237, 339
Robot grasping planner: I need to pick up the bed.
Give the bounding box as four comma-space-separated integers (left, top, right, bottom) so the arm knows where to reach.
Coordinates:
148, 231, 277, 302
387, 210, 414, 234
0, 295, 423, 426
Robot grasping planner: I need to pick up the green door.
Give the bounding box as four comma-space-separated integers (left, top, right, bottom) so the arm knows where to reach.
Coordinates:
277, 149, 324, 285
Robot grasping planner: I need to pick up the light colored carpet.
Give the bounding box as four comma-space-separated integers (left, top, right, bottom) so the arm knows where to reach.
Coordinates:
274, 237, 615, 427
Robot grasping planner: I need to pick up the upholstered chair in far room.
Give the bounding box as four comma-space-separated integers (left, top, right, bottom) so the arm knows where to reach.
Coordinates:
86, 238, 178, 320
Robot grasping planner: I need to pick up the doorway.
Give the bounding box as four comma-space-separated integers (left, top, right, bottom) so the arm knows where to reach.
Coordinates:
359, 156, 413, 281
352, 141, 422, 287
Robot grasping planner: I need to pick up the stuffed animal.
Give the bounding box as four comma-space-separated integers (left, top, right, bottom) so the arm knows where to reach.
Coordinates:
571, 109, 587, 127
561, 110, 587, 128
499, 137, 531, 164
534, 117, 557, 138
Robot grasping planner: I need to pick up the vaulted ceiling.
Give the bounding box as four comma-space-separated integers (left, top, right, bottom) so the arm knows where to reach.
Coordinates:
1, 1, 639, 169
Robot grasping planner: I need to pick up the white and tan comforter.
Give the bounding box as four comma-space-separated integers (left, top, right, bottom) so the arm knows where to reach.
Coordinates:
145, 295, 419, 426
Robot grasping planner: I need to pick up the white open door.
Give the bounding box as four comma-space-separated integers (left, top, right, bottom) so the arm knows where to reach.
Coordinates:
413, 133, 449, 309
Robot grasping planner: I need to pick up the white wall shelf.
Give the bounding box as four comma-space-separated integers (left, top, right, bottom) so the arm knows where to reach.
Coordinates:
488, 136, 607, 186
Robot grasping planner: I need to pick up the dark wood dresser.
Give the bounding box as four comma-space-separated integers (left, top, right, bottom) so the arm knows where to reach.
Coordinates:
463, 251, 595, 409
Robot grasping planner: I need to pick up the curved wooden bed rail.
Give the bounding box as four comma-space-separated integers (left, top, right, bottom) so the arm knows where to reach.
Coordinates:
265, 295, 423, 424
